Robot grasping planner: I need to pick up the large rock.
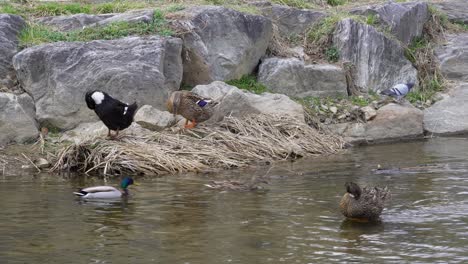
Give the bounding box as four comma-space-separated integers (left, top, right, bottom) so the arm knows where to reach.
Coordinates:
169, 6, 273, 86
433, 0, 468, 24
13, 36, 183, 130
134, 105, 177, 131
0, 14, 26, 91
258, 57, 347, 98
255, 2, 326, 36
0, 93, 38, 145
35, 13, 113, 32
424, 83, 468, 135
60, 121, 152, 144
35, 9, 154, 32
333, 18, 418, 93
435, 33, 468, 82
94, 9, 155, 27
192, 81, 304, 122
328, 103, 423, 144
351, 1, 429, 44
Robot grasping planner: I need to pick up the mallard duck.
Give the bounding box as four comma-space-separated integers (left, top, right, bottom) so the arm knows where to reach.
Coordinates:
339, 182, 390, 221
73, 177, 136, 199
166, 91, 218, 129
85, 90, 138, 139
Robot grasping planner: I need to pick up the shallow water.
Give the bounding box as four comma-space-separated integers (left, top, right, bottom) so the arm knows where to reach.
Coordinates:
1, 137, 468, 263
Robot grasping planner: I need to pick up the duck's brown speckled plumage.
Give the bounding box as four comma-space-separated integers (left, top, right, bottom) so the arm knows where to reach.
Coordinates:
339, 182, 390, 220
167, 91, 218, 124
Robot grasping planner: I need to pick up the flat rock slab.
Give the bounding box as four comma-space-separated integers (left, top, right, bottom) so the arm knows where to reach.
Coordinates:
35, 9, 154, 32
134, 105, 178, 131
433, 0, 468, 24
0, 92, 38, 146
328, 103, 423, 144
424, 82, 468, 135
169, 6, 272, 86
258, 57, 347, 98
192, 81, 304, 123
13, 36, 183, 130
435, 33, 468, 82
255, 2, 326, 35
0, 14, 25, 90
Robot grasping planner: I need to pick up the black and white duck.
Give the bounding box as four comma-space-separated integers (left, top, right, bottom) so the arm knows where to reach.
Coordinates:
85, 90, 138, 139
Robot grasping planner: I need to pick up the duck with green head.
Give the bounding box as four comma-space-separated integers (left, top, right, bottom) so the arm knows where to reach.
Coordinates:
167, 91, 219, 129
73, 177, 137, 199
339, 182, 390, 221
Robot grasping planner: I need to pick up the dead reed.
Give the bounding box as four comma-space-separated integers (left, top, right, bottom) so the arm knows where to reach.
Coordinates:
51, 114, 345, 176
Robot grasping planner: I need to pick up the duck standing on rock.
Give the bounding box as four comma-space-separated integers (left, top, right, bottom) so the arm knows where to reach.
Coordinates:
166, 90, 218, 129
85, 90, 138, 139
380, 83, 414, 102
73, 177, 137, 199
339, 182, 390, 221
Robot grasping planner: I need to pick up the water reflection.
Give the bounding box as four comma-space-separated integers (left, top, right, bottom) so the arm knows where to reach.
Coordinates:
1, 137, 468, 263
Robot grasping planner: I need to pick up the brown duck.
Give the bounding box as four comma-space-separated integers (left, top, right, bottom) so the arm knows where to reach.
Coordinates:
339, 182, 390, 221
167, 91, 218, 129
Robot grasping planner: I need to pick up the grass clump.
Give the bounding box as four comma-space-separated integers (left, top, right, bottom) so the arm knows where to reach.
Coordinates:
325, 46, 339, 62
51, 114, 345, 176
327, 0, 346, 7
271, 0, 313, 9
226, 75, 268, 94
19, 10, 173, 47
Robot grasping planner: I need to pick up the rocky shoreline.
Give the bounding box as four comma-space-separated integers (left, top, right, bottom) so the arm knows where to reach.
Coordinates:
0, 0, 467, 175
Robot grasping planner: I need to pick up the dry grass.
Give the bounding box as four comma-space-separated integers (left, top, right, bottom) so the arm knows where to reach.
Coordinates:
51, 114, 345, 176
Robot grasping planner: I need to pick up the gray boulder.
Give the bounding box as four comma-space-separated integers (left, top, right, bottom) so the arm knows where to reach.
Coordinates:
35, 13, 113, 32
35, 9, 154, 32
94, 9, 155, 27
424, 82, 468, 135
13, 36, 183, 130
328, 103, 423, 144
351, 1, 429, 44
0, 14, 26, 91
170, 6, 273, 86
256, 2, 325, 36
192, 81, 304, 122
0, 92, 38, 145
60, 121, 151, 144
134, 105, 178, 131
435, 33, 468, 82
258, 57, 347, 98
333, 18, 418, 92
433, 0, 468, 24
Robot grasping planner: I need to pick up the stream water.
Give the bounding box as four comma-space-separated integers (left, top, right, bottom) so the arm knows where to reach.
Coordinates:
1, 137, 468, 263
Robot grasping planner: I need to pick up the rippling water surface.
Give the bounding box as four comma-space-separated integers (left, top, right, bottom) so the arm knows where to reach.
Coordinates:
1, 137, 468, 263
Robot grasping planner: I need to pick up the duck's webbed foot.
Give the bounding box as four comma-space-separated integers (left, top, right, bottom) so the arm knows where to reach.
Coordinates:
184, 119, 197, 129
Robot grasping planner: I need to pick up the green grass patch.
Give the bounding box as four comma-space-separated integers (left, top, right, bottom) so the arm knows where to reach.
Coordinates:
19, 10, 173, 48
226, 75, 268, 94
271, 0, 313, 9
327, 0, 346, 7
1, 1, 157, 18
325, 46, 339, 62
366, 13, 378, 26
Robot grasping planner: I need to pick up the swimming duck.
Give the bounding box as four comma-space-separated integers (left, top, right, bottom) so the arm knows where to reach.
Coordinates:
166, 90, 218, 129
73, 177, 136, 199
85, 90, 138, 139
339, 182, 390, 221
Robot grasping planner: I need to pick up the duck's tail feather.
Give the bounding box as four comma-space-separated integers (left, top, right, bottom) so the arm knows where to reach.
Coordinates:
73, 190, 87, 197
127, 102, 138, 119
